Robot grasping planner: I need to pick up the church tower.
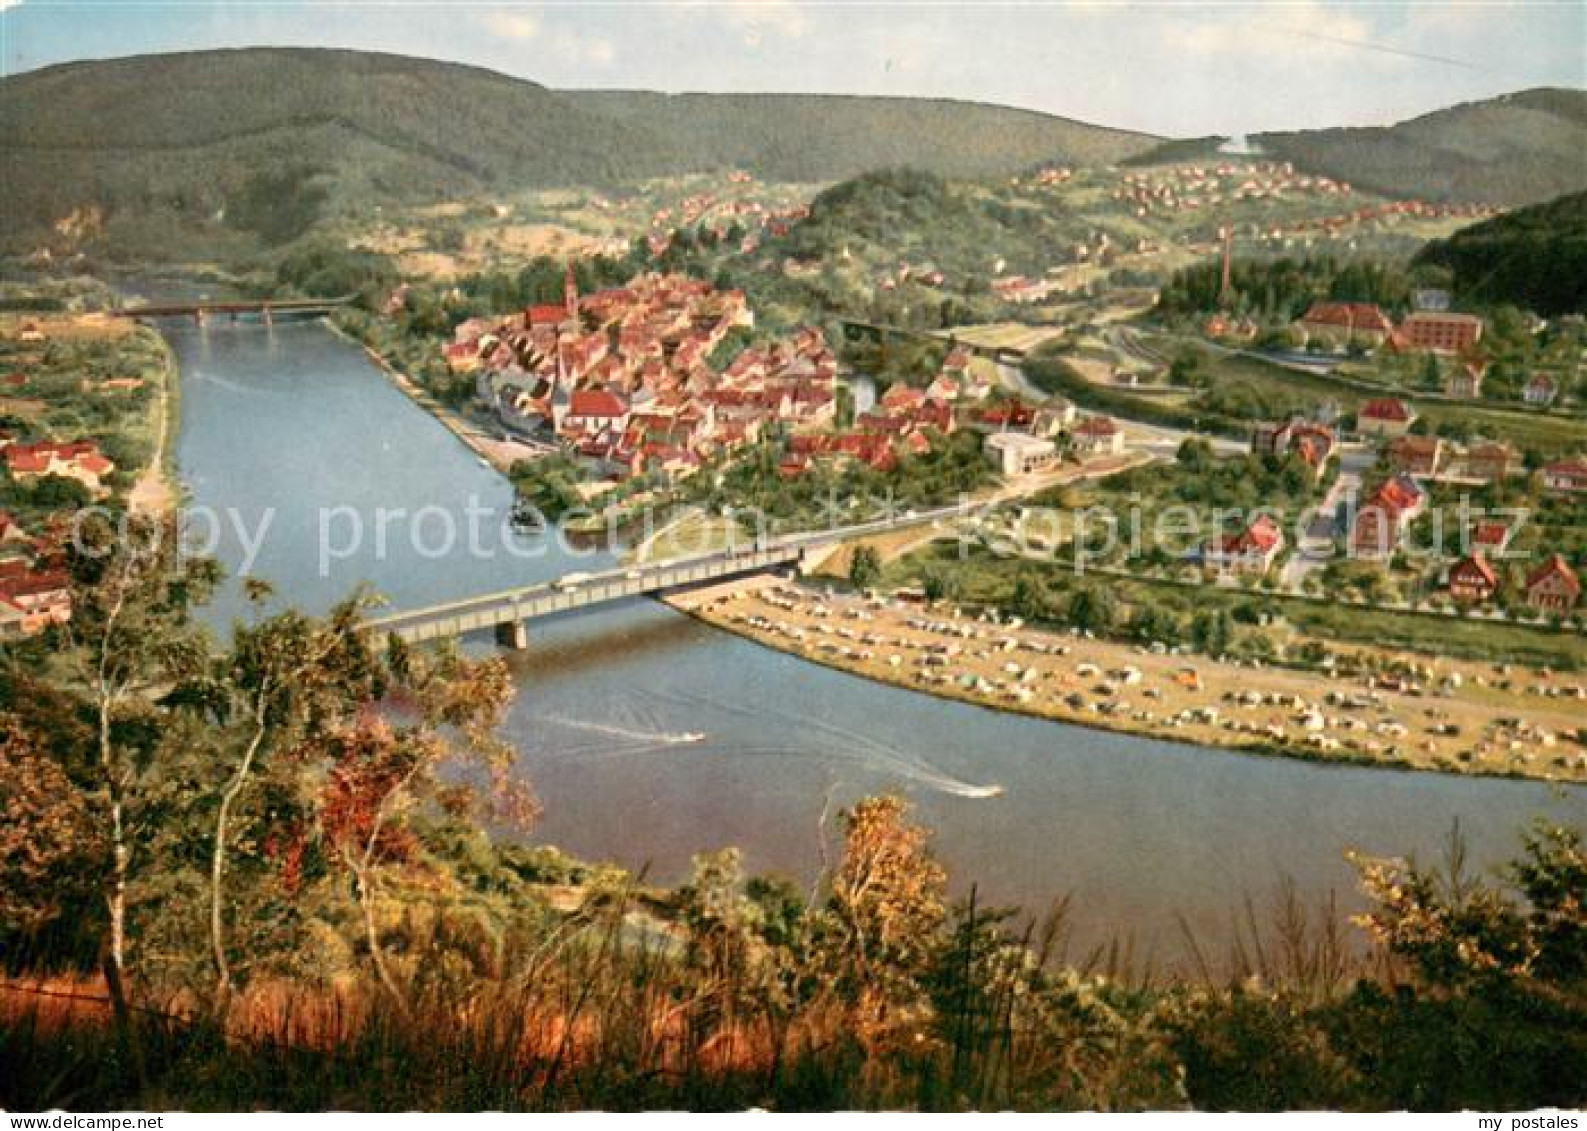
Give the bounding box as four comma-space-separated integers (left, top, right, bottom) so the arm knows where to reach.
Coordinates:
563, 262, 579, 320
1217, 226, 1234, 307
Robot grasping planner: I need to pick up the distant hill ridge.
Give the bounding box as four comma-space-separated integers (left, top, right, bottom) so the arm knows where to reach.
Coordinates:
2, 48, 1582, 258
0, 47, 1160, 254
1129, 88, 1587, 207
1413, 190, 1587, 315
559, 89, 1158, 180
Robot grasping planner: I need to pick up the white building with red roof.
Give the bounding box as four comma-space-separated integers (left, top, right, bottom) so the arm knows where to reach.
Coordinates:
1350, 475, 1426, 559
1542, 459, 1587, 495
1204, 513, 1285, 576
1357, 398, 1416, 439
0, 558, 71, 637
1070, 415, 1125, 457
1298, 302, 1394, 349
1525, 555, 1580, 615
3, 440, 115, 494
1447, 553, 1498, 603
556, 389, 630, 440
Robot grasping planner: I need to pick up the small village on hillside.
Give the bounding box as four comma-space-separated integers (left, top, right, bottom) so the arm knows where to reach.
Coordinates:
407, 241, 1585, 627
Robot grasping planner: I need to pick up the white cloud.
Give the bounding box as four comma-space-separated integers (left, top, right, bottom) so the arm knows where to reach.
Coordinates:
705, 0, 809, 46
0, 0, 26, 12
479, 9, 539, 41
544, 27, 616, 69
1175, 1, 1375, 62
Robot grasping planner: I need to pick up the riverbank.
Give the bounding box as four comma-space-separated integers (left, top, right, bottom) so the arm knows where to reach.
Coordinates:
127, 329, 180, 515
324, 319, 548, 476
667, 580, 1587, 784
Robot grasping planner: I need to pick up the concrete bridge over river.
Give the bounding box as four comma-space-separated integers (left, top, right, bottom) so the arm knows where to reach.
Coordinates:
365, 502, 975, 649
114, 296, 354, 326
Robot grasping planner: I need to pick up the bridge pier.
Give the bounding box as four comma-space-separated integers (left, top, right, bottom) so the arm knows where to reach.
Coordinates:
263, 305, 274, 328
194, 309, 207, 328
494, 620, 529, 651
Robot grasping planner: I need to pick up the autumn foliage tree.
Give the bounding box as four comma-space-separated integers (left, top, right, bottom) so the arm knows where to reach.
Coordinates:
308, 638, 527, 1012
60, 512, 218, 1023
814, 795, 948, 1036
165, 581, 384, 1010
0, 714, 99, 938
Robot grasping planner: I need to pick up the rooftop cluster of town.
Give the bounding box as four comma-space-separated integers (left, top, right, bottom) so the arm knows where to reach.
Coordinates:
1114, 161, 1358, 217
640, 177, 811, 258
450, 268, 840, 481
448, 268, 1134, 489
1202, 298, 1579, 411
0, 508, 71, 638
0, 318, 125, 637
1237, 393, 1583, 613
1111, 161, 1498, 233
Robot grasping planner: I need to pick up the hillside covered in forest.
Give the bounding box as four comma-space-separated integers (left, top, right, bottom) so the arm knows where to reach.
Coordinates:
1256, 88, 1587, 208
5, 49, 1581, 263
0, 48, 1159, 257
1413, 189, 1587, 315
1125, 89, 1587, 208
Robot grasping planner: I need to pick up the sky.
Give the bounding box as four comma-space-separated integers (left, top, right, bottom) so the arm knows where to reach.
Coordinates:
1, 0, 1583, 137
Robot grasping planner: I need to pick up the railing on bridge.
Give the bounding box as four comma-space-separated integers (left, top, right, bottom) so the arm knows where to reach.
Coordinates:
114, 295, 356, 322
366, 544, 807, 645
364, 501, 978, 647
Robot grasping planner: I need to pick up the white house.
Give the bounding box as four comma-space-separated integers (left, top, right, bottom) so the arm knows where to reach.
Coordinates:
985, 431, 1058, 477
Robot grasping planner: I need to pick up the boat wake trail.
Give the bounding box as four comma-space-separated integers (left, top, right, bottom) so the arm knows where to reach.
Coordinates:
536, 713, 704, 748
190, 370, 265, 396
651, 690, 1003, 800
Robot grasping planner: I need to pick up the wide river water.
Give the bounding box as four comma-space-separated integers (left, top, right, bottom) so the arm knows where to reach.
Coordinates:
171, 321, 1582, 962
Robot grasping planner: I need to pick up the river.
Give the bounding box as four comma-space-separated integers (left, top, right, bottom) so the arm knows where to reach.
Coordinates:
171, 320, 1582, 962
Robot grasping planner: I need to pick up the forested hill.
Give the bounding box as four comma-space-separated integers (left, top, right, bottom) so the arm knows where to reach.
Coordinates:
6, 48, 1581, 259
1255, 88, 1587, 207
1123, 89, 1587, 207
0, 49, 680, 252
559, 90, 1160, 181
0, 47, 1158, 255
1413, 190, 1587, 315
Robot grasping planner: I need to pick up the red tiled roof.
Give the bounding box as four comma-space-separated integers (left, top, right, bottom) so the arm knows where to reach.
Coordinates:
1472, 523, 1510, 549
1301, 302, 1393, 332
1390, 435, 1439, 455
4, 440, 111, 477
1376, 476, 1423, 513
1074, 415, 1119, 436
0, 568, 69, 602
1293, 434, 1332, 467
1243, 514, 1282, 551
1218, 514, 1282, 555
1526, 554, 1581, 598
1450, 554, 1497, 587
567, 389, 628, 418
526, 304, 569, 327
880, 385, 926, 411
1361, 398, 1411, 422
